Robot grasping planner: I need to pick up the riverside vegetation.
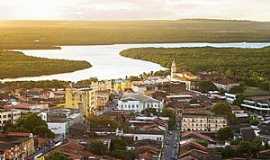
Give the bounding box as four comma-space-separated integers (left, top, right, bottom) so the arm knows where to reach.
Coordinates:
120, 47, 270, 91
1, 19, 270, 79
0, 50, 91, 79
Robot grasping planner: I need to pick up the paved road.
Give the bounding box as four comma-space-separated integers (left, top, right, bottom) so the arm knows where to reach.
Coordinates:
163, 131, 179, 160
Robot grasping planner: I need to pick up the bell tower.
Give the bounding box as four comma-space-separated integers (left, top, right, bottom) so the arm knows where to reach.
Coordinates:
171, 59, 177, 80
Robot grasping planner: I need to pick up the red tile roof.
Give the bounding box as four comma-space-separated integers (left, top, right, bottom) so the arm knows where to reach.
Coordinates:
182, 132, 216, 143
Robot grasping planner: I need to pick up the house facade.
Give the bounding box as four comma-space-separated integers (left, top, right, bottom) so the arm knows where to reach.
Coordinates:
182, 113, 227, 132
117, 93, 163, 112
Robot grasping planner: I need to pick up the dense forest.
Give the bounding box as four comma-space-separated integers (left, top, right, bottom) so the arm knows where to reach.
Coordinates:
1, 19, 270, 49
0, 50, 91, 79
120, 47, 270, 90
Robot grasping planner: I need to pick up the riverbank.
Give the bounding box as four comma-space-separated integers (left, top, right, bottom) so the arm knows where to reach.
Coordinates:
0, 50, 91, 79
120, 47, 270, 89
1, 19, 270, 49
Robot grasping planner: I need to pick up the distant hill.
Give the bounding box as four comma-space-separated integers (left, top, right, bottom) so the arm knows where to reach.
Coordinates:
0, 19, 270, 49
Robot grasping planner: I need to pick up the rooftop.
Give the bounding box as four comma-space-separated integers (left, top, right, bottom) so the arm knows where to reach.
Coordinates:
0, 132, 32, 151
120, 93, 161, 103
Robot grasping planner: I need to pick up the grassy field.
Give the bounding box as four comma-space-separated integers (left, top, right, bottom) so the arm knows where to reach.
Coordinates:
0, 50, 91, 79
0, 19, 270, 49
120, 47, 270, 89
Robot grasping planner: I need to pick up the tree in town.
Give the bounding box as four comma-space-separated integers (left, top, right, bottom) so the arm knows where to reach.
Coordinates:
141, 108, 159, 116
6, 113, 55, 138
212, 102, 238, 124
217, 127, 233, 142
220, 146, 236, 159
198, 81, 218, 93
87, 141, 108, 155
46, 152, 69, 160
161, 108, 176, 130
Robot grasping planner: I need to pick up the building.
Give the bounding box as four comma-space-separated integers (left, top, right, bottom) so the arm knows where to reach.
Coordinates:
113, 79, 132, 92
117, 93, 163, 113
65, 88, 96, 118
166, 94, 193, 103
170, 59, 198, 90
39, 109, 81, 138
2, 103, 49, 113
80, 88, 97, 118
213, 80, 240, 92
0, 109, 21, 130
181, 111, 227, 132
0, 132, 35, 160
96, 90, 110, 109
65, 88, 82, 109
225, 93, 237, 104
241, 96, 270, 115
91, 80, 113, 91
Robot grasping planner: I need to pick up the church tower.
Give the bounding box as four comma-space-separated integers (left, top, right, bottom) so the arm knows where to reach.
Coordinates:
171, 59, 177, 80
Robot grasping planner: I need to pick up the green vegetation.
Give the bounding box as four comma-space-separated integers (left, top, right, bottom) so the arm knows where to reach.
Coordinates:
217, 127, 234, 142
212, 102, 237, 124
141, 108, 159, 116
110, 138, 135, 160
87, 138, 135, 160
249, 115, 260, 126
0, 50, 91, 79
46, 152, 69, 160
88, 141, 108, 155
0, 80, 69, 89
220, 138, 264, 159
161, 108, 176, 130
89, 116, 127, 131
1, 19, 270, 49
120, 47, 270, 91
196, 80, 218, 93
5, 113, 55, 138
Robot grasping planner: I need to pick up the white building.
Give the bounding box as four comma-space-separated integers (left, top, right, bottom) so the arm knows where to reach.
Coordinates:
117, 93, 163, 112
241, 97, 270, 115
116, 128, 164, 141
39, 109, 81, 137
225, 93, 237, 104
213, 81, 240, 92
0, 109, 21, 129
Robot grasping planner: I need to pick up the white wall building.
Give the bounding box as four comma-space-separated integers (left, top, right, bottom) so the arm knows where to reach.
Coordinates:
117, 93, 163, 112
0, 109, 21, 129
116, 129, 164, 141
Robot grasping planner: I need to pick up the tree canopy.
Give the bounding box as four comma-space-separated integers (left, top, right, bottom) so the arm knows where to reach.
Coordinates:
5, 113, 55, 138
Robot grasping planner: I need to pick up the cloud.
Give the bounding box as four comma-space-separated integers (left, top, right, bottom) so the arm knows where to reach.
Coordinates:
0, 0, 269, 21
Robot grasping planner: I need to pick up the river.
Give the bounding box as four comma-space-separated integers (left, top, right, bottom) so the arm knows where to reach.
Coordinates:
2, 42, 270, 82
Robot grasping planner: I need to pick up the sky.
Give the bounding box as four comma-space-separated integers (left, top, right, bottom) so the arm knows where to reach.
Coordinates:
0, 0, 269, 21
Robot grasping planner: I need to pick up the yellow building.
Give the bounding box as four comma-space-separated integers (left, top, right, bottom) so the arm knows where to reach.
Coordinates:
80, 88, 96, 118
65, 88, 96, 118
91, 80, 113, 91
113, 80, 132, 92
65, 88, 81, 109
96, 90, 110, 109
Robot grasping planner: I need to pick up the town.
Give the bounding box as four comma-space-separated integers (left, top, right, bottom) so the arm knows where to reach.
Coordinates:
0, 60, 269, 160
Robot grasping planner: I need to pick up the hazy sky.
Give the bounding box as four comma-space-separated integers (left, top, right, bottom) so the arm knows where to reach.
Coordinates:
0, 0, 269, 21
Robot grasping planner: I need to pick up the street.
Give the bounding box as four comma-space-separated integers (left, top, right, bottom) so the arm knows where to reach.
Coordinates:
163, 131, 179, 160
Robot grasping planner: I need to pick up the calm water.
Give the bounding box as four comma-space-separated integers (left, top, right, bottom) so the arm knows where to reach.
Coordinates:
2, 42, 270, 82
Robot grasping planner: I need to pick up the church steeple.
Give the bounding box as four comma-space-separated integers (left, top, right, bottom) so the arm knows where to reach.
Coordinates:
171, 59, 177, 80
